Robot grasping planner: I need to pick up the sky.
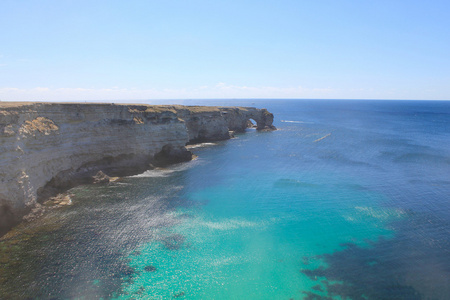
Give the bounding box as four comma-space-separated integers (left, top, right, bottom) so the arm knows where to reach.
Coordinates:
1, 0, 449, 101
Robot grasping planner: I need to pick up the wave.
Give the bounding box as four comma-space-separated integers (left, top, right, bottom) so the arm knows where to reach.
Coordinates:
281, 120, 314, 124
186, 142, 218, 149
129, 169, 175, 178
129, 160, 199, 178
313, 133, 331, 142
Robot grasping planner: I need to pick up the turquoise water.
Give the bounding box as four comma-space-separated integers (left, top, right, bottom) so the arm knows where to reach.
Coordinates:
1, 100, 449, 299
119, 167, 398, 299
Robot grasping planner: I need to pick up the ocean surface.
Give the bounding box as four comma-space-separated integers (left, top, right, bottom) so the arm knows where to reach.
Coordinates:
1, 99, 449, 300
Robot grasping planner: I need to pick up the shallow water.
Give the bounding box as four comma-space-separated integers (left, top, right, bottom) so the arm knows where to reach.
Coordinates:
1, 100, 449, 299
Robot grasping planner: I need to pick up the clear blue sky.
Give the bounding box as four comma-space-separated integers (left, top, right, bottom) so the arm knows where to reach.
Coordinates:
1, 0, 449, 101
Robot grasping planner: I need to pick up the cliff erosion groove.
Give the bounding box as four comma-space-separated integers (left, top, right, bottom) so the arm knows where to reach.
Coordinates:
0, 102, 275, 236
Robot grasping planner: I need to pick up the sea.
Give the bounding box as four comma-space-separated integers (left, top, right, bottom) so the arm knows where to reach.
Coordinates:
0, 99, 449, 300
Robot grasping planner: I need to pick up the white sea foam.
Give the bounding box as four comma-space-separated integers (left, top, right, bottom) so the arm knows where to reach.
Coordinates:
281, 120, 314, 124
186, 142, 217, 149
129, 169, 174, 178
129, 160, 200, 178
313, 133, 331, 143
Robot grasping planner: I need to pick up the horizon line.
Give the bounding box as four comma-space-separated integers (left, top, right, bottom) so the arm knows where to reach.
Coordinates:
1, 98, 450, 103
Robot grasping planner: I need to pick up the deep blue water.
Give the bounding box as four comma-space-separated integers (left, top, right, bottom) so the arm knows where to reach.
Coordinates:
0, 99, 449, 299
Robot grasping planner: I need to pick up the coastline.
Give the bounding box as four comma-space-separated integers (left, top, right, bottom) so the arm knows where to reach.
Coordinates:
0, 102, 275, 236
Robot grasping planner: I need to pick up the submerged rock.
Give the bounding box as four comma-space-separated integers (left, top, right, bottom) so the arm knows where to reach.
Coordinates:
173, 291, 185, 298
144, 265, 157, 272
161, 233, 185, 250
117, 265, 136, 277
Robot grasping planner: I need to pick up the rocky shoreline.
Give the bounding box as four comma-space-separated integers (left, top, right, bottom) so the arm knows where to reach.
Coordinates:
0, 102, 275, 236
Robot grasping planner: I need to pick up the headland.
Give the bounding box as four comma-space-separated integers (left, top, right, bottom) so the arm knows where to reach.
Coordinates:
0, 102, 275, 236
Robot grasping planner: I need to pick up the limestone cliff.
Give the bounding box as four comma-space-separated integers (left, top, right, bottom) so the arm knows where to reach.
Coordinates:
0, 102, 275, 235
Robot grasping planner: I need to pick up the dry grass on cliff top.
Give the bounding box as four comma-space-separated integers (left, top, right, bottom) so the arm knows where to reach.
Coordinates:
130, 105, 224, 114
0, 102, 39, 108
0, 102, 250, 113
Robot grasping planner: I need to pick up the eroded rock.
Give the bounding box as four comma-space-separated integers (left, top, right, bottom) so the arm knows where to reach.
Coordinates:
92, 171, 110, 184
0, 102, 276, 236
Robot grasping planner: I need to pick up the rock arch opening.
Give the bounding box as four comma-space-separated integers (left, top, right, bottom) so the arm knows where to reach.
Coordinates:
247, 118, 257, 129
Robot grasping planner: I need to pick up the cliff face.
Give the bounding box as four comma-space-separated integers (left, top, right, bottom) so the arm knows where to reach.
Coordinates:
174, 105, 276, 142
0, 102, 275, 235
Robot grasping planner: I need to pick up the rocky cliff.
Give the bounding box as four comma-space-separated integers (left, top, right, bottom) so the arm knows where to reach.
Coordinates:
0, 102, 275, 235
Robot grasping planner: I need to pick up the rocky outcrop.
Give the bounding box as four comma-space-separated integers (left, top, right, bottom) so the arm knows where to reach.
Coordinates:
0, 102, 275, 236
220, 107, 276, 131
92, 171, 111, 184
174, 105, 276, 143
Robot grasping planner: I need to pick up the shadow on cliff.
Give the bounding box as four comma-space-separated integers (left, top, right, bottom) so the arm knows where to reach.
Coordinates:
0, 204, 17, 236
